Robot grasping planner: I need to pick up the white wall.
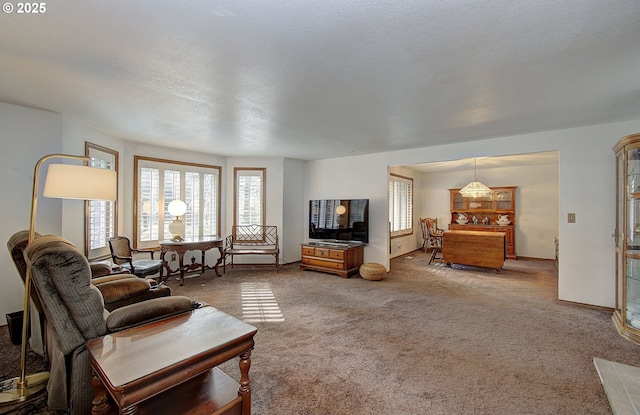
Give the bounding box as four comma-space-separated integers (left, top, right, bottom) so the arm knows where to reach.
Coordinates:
61, 115, 127, 251
304, 119, 640, 308
0, 102, 63, 319
283, 158, 305, 263
418, 157, 559, 259
226, 156, 304, 265
303, 159, 390, 266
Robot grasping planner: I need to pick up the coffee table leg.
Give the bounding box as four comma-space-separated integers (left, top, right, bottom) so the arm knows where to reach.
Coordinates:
91, 372, 111, 415
239, 349, 252, 415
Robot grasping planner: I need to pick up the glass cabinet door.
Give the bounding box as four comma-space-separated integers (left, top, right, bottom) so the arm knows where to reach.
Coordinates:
627, 148, 640, 252
451, 192, 465, 211
494, 190, 514, 211
617, 153, 624, 316
626, 258, 640, 329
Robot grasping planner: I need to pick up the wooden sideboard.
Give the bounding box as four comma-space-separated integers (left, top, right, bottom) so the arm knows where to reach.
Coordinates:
449, 186, 517, 259
442, 230, 506, 271
449, 223, 515, 259
300, 242, 365, 278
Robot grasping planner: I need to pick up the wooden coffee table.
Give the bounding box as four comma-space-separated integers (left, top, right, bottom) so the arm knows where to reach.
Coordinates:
87, 306, 257, 415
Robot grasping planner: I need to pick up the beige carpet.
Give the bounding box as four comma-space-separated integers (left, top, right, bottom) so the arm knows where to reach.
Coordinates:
3, 251, 640, 414
167, 252, 640, 415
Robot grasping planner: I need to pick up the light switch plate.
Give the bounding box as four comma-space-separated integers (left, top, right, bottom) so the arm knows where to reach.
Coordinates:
568, 213, 576, 223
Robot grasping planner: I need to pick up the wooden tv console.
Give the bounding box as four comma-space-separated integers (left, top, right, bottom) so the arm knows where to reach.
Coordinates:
300, 241, 365, 278
442, 230, 506, 271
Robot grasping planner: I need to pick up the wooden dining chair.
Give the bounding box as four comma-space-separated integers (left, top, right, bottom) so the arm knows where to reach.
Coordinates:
422, 218, 445, 264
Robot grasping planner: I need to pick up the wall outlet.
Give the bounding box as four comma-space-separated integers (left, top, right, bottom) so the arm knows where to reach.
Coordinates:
568, 213, 576, 223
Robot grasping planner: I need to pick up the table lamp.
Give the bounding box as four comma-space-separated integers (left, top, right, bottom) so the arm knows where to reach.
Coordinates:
0, 153, 117, 406
168, 199, 187, 241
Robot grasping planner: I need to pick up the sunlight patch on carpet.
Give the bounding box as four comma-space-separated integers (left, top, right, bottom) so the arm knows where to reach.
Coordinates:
241, 282, 284, 322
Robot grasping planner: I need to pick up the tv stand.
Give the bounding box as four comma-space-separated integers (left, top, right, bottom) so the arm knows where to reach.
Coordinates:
300, 241, 365, 278
311, 240, 350, 247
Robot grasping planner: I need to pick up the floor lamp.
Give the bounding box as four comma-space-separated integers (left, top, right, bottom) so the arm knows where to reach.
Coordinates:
0, 153, 117, 405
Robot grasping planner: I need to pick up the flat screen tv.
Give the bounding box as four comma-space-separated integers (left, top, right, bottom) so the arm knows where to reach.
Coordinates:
309, 199, 369, 243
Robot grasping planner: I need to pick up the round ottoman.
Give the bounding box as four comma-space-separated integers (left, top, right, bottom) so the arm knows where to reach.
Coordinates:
359, 263, 387, 281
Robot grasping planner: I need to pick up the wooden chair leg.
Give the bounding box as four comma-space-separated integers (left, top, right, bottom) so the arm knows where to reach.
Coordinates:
429, 249, 437, 264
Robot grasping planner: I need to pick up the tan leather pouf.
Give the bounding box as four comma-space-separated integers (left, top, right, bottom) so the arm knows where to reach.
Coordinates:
359, 263, 387, 281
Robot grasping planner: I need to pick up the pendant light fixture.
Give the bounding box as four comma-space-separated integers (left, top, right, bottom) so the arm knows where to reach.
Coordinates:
459, 158, 492, 198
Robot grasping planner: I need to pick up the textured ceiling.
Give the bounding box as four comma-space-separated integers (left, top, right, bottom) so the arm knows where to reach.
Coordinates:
0, 1, 639, 160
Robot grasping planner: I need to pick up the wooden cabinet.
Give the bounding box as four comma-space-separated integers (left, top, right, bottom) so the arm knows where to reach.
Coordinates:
300, 242, 365, 278
443, 230, 506, 270
612, 132, 640, 344
449, 187, 517, 259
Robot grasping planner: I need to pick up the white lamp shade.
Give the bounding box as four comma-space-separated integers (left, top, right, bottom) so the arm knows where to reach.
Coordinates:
336, 205, 347, 215
459, 181, 492, 198
43, 164, 117, 200
168, 199, 187, 217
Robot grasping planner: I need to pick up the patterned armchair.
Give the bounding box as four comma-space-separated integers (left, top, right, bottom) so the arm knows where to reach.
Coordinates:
24, 235, 195, 415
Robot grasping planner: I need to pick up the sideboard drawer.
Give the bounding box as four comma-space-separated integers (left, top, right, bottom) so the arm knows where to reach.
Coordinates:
329, 250, 344, 260
302, 257, 343, 270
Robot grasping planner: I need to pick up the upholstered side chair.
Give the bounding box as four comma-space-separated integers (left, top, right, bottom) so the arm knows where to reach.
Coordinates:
108, 236, 164, 280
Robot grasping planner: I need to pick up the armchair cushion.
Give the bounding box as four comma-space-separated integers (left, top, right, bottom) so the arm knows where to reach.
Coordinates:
121, 258, 163, 275
106, 296, 195, 332
92, 272, 172, 312
92, 273, 138, 284
96, 278, 154, 303
89, 262, 112, 278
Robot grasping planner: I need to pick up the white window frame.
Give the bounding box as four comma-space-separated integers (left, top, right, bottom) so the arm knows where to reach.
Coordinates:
85, 142, 118, 260
134, 156, 221, 249
389, 173, 413, 238
234, 168, 266, 227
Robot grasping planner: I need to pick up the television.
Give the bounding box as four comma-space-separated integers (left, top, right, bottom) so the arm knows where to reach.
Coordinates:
309, 199, 369, 243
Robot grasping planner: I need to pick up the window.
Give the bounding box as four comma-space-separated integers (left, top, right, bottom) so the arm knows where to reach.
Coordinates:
134, 156, 221, 248
389, 173, 413, 237
234, 168, 265, 227
85, 142, 118, 260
